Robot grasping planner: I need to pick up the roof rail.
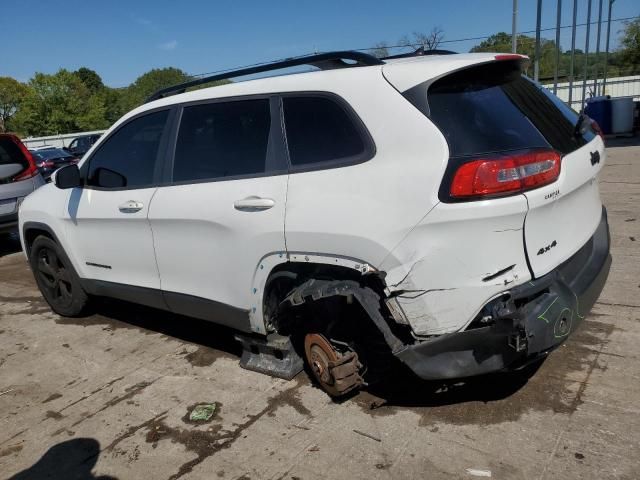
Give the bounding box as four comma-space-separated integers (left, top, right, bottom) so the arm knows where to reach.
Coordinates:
381, 47, 457, 61
146, 51, 384, 103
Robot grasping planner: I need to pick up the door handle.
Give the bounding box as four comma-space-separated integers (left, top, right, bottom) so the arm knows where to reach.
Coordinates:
234, 196, 275, 211
118, 200, 144, 213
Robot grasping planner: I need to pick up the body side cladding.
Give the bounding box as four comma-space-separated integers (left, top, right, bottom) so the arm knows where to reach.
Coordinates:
79, 279, 253, 333
21, 221, 61, 257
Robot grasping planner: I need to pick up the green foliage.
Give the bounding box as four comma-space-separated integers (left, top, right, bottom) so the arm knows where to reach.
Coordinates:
469, 29, 640, 81
470, 32, 557, 78
0, 77, 29, 132
73, 67, 104, 93
4, 64, 233, 137
118, 67, 192, 113
12, 70, 107, 136
619, 18, 640, 67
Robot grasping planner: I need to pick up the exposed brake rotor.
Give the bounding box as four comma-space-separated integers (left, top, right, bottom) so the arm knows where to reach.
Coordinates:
303, 333, 363, 397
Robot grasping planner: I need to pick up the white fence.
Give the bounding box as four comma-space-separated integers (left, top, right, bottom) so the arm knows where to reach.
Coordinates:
21, 130, 106, 149
543, 75, 640, 109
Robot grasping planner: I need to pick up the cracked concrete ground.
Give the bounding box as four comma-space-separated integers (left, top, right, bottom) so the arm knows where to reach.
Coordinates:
1, 140, 639, 480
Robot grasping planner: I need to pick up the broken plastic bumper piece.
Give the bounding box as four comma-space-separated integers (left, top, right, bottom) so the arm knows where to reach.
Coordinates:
396, 207, 611, 380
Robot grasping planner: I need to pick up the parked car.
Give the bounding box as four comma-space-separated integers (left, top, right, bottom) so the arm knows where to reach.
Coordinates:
0, 134, 45, 236
18, 51, 611, 397
30, 147, 79, 181
65, 134, 101, 158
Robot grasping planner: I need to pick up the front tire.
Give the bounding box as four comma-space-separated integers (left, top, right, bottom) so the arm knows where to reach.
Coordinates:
29, 236, 89, 316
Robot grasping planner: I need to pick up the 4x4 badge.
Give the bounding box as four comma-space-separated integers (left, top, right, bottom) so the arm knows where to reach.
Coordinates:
590, 151, 600, 166
537, 240, 557, 256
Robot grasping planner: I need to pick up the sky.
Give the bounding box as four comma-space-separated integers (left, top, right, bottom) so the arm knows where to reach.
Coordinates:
3, 0, 638, 87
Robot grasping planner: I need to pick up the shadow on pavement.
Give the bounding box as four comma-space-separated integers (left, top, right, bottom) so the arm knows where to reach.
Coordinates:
76, 297, 541, 407
79, 297, 244, 359
8, 438, 117, 480
362, 358, 545, 409
0, 232, 21, 258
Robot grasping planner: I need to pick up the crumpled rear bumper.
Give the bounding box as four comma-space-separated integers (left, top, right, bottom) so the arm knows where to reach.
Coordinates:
396, 207, 611, 380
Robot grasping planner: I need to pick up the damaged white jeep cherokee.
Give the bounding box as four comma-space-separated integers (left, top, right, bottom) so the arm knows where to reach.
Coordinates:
19, 50, 611, 397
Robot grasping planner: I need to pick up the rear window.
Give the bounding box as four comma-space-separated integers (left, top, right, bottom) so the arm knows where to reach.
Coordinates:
425, 61, 592, 157
283, 96, 369, 169
32, 149, 73, 160
0, 137, 28, 168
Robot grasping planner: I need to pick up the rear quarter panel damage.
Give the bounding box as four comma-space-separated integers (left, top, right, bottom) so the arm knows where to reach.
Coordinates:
380, 195, 532, 336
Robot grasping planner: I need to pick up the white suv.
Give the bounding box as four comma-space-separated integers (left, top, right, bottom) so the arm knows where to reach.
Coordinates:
19, 51, 611, 396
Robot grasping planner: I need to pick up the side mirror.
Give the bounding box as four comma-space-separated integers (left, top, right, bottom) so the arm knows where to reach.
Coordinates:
0, 163, 24, 181
54, 164, 82, 189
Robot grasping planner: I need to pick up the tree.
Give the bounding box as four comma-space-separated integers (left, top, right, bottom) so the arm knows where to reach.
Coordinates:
73, 67, 104, 93
470, 32, 558, 78
12, 69, 109, 136
0, 77, 28, 133
118, 67, 192, 112
619, 18, 640, 67
399, 27, 445, 51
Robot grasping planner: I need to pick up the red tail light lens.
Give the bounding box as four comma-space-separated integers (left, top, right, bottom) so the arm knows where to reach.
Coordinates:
10, 136, 40, 181
450, 149, 561, 199
36, 160, 55, 169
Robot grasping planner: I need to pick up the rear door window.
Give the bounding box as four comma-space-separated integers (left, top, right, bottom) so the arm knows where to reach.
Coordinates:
282, 96, 370, 169
172, 99, 272, 183
426, 61, 591, 157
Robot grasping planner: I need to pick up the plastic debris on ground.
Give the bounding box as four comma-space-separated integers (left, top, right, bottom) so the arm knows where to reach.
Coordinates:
189, 403, 217, 422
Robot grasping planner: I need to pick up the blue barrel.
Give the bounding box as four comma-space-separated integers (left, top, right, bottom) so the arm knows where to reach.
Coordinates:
585, 96, 612, 134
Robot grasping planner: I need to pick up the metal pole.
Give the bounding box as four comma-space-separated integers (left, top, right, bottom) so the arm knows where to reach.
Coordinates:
593, 0, 604, 95
581, 0, 592, 110
602, 0, 615, 95
569, 0, 578, 106
534, 0, 542, 82
554, 0, 562, 94
512, 0, 518, 53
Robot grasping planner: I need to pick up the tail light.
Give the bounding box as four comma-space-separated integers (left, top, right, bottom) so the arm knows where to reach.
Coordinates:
36, 160, 55, 169
448, 149, 561, 200
12, 139, 39, 181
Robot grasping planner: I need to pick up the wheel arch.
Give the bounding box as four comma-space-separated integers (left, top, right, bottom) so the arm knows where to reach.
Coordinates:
22, 222, 61, 258
252, 252, 386, 335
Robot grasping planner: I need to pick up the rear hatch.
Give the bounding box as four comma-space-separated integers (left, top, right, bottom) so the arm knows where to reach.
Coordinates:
0, 135, 40, 214
506, 80, 605, 277
393, 57, 604, 278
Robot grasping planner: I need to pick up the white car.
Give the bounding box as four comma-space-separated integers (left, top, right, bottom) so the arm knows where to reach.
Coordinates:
19, 51, 611, 397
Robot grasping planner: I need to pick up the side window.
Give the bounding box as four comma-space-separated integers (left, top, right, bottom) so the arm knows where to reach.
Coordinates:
87, 110, 169, 188
68, 139, 77, 150
172, 99, 271, 183
283, 96, 367, 168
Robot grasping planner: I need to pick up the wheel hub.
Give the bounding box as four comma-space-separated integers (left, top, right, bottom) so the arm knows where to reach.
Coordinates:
303, 333, 363, 397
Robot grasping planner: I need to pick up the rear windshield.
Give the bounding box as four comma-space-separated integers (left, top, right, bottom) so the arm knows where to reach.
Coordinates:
31, 149, 74, 160
0, 137, 28, 168
425, 61, 594, 157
